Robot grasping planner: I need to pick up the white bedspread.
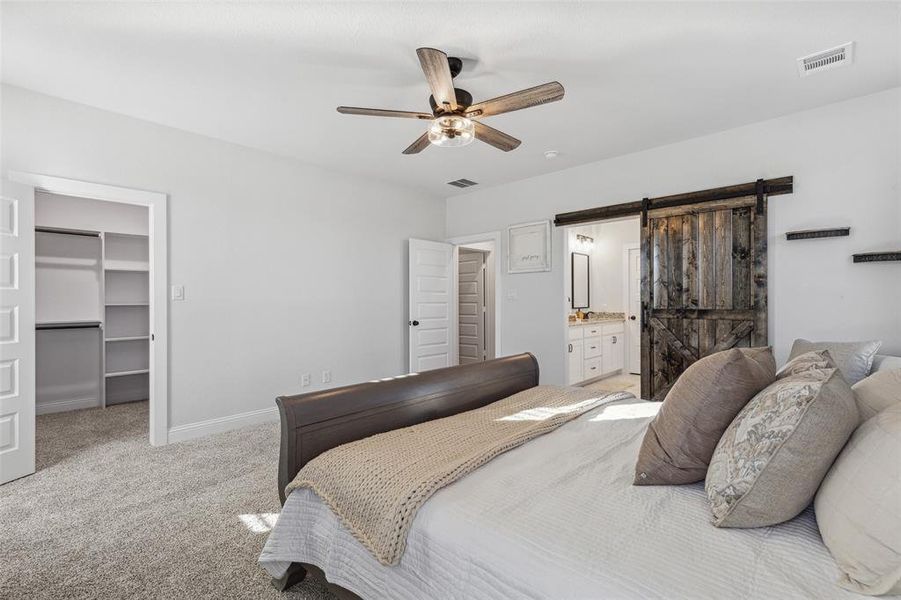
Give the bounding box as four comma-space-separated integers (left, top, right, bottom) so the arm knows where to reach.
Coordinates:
260, 396, 871, 599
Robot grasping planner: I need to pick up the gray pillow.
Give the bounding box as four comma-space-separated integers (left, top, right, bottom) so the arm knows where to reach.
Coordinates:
706, 358, 859, 528
634, 347, 775, 485
788, 339, 882, 385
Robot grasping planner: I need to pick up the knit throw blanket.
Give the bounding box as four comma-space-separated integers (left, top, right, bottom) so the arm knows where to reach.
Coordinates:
285, 385, 634, 565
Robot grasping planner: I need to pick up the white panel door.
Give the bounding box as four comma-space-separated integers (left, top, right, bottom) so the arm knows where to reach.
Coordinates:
0, 180, 35, 484
627, 247, 641, 374
458, 249, 486, 365
409, 239, 455, 372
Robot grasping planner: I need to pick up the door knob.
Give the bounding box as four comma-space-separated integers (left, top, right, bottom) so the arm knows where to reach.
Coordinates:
409, 320, 420, 326
629, 315, 637, 321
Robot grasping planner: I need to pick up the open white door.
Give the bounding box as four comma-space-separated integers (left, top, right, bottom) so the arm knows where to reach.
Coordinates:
409, 238, 456, 372
0, 180, 36, 484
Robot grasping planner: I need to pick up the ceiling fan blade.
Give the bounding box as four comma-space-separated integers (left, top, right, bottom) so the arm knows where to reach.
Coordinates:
473, 121, 521, 152
466, 82, 564, 118
416, 47, 458, 112
337, 106, 433, 120
402, 132, 431, 155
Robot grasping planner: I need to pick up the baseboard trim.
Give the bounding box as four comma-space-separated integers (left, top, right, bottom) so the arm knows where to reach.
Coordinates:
167, 406, 279, 444
36, 396, 101, 415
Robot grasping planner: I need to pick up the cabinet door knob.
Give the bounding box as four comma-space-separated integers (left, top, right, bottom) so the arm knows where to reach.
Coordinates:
409, 320, 420, 326
629, 315, 637, 321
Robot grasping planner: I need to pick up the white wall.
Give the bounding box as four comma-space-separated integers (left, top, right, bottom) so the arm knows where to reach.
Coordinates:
447, 88, 901, 385
568, 219, 639, 314
2, 84, 445, 433
36, 191, 148, 235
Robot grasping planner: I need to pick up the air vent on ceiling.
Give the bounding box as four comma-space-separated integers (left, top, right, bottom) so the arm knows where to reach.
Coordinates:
447, 178, 478, 188
797, 42, 854, 77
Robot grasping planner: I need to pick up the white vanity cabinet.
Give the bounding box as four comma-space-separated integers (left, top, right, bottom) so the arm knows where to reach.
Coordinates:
566, 320, 625, 385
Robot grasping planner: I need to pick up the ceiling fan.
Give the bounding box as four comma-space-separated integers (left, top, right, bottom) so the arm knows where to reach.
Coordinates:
336, 47, 564, 154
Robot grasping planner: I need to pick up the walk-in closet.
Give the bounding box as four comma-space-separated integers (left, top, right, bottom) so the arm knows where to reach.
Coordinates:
35, 191, 150, 414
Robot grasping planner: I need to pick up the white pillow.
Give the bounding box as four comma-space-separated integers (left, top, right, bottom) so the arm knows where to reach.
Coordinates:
815, 403, 901, 595
852, 369, 901, 421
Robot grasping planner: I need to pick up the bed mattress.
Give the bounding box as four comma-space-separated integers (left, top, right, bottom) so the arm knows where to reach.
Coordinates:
260, 395, 874, 599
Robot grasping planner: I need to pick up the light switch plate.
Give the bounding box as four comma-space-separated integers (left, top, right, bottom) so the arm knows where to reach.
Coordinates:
301, 373, 311, 387
321, 370, 331, 384
171, 285, 185, 301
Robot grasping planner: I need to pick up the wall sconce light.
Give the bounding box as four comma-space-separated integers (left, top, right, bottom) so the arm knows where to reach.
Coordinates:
575, 234, 594, 248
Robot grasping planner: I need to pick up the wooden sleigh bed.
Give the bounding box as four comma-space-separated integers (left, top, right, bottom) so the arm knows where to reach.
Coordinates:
264, 352, 888, 599
271, 353, 540, 594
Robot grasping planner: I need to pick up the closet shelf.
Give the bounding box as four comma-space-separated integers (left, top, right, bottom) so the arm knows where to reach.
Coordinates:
105, 302, 149, 307
105, 335, 149, 342
104, 261, 149, 272
105, 369, 149, 378
36, 257, 101, 269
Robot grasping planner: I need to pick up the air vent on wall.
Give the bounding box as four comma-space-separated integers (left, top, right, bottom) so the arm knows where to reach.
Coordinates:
447, 178, 478, 188
797, 42, 854, 77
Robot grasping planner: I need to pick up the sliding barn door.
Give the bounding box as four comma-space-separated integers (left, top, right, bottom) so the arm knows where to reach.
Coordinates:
641, 196, 767, 400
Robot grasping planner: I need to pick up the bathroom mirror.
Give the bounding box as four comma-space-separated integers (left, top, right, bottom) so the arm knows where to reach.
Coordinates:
571, 252, 590, 309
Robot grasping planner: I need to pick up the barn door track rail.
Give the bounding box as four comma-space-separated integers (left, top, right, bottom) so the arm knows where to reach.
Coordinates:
553, 176, 793, 227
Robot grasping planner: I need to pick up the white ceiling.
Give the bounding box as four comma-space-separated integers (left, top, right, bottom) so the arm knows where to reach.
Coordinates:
2, 2, 898, 198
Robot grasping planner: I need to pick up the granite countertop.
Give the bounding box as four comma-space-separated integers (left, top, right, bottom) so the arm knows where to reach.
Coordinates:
568, 312, 626, 326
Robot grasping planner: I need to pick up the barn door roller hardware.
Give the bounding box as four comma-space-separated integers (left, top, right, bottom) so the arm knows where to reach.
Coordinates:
755, 178, 765, 215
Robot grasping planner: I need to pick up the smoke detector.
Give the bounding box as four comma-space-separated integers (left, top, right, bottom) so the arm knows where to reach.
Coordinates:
797, 42, 854, 77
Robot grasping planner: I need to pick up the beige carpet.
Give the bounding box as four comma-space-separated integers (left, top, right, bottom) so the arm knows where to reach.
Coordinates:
0, 402, 335, 599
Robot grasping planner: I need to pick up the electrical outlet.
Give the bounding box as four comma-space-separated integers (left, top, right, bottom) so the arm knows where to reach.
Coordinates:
321, 370, 331, 384
301, 373, 311, 387
171, 285, 185, 301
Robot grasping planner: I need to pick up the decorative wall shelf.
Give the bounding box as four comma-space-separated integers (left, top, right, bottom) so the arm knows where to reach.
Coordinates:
852, 251, 901, 263
785, 227, 850, 241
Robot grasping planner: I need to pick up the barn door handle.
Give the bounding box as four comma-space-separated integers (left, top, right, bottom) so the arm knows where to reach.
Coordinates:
409, 320, 420, 326
568, 343, 573, 353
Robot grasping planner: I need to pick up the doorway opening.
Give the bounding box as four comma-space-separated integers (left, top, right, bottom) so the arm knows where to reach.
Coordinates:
10, 173, 168, 457
457, 244, 496, 365
564, 216, 641, 395
407, 232, 501, 372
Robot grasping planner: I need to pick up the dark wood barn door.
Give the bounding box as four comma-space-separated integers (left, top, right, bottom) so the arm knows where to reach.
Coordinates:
640, 196, 767, 400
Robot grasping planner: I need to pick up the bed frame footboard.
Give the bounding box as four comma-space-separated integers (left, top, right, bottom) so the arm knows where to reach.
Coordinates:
275, 353, 539, 504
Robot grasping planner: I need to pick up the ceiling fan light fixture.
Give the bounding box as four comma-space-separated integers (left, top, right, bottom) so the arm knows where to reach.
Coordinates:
428, 115, 475, 147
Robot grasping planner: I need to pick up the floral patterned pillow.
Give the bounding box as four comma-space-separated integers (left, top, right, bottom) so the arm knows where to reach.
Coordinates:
775, 349, 833, 379
706, 362, 859, 528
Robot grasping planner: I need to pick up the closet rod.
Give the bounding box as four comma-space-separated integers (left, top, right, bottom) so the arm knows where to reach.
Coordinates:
35, 226, 100, 238
36, 321, 102, 330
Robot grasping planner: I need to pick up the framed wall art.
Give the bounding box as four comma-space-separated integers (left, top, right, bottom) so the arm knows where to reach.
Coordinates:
507, 220, 551, 273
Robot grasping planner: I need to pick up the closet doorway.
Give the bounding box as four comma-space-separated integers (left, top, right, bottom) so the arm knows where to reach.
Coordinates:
10, 173, 168, 459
